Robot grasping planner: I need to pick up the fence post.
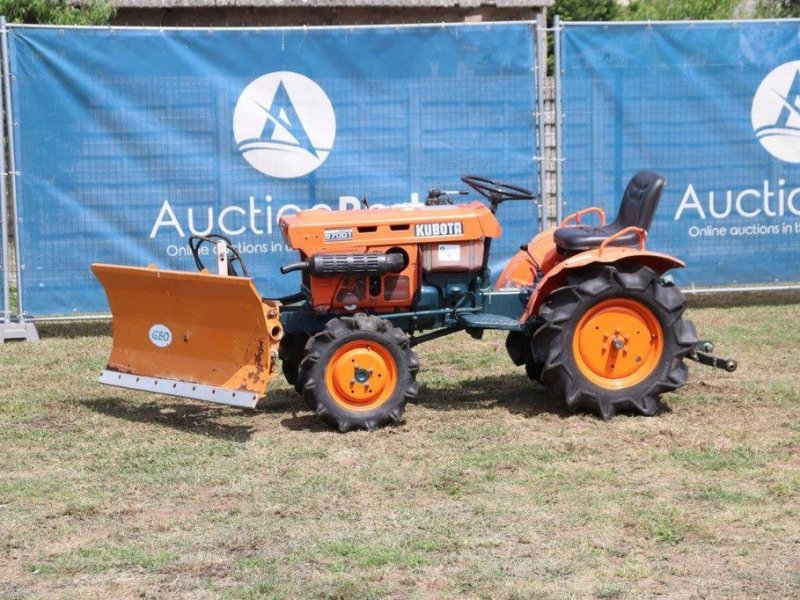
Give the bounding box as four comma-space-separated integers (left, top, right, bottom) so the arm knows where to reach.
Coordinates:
0, 18, 37, 342
0, 20, 8, 327
553, 15, 564, 225
534, 14, 550, 231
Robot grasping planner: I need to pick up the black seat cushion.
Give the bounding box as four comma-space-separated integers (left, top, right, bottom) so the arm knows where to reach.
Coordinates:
553, 224, 642, 252
553, 171, 665, 253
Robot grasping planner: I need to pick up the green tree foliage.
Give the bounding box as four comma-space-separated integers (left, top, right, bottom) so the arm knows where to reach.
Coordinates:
757, 0, 800, 16
551, 0, 619, 24
547, 1, 620, 72
0, 0, 116, 25
621, 0, 738, 20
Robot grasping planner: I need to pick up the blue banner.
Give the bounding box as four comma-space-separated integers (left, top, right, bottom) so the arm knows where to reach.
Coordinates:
8, 23, 538, 316
560, 21, 800, 288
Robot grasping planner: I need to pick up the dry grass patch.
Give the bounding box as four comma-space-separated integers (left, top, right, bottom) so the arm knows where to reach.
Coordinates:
0, 303, 798, 598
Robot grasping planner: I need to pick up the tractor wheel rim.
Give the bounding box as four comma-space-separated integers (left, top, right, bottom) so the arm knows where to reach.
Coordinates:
325, 340, 398, 411
572, 298, 664, 390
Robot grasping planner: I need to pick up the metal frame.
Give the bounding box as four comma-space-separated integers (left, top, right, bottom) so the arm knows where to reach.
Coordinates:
29, 313, 110, 323
685, 284, 800, 295
1, 19, 20, 318
5, 19, 541, 326
32, 281, 800, 326
563, 18, 800, 26
553, 15, 800, 296
99, 370, 260, 408
1, 16, 796, 332
0, 18, 37, 341
0, 18, 8, 326
7, 20, 536, 32
534, 13, 549, 231
552, 15, 564, 225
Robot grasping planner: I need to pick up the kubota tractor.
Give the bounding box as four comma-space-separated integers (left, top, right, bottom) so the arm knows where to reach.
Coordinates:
92, 171, 736, 431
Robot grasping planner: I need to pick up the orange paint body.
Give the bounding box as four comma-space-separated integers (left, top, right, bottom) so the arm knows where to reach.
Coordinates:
573, 298, 664, 390
497, 226, 683, 322
92, 197, 687, 411
519, 245, 684, 323
92, 264, 283, 401
495, 228, 559, 289
325, 340, 398, 411
280, 202, 500, 311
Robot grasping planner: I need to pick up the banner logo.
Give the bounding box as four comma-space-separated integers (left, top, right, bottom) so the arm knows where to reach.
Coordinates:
233, 71, 336, 178
752, 61, 800, 164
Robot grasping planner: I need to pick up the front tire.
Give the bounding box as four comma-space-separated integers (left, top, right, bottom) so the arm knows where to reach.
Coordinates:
278, 333, 308, 393
297, 315, 419, 432
531, 263, 697, 419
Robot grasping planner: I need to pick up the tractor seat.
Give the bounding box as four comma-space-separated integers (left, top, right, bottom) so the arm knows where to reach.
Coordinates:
554, 171, 665, 253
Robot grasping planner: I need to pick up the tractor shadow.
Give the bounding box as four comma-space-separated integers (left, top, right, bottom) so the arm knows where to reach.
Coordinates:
79, 375, 667, 436
416, 373, 674, 420
415, 372, 574, 419
38, 321, 112, 338
276, 373, 574, 432
80, 387, 302, 442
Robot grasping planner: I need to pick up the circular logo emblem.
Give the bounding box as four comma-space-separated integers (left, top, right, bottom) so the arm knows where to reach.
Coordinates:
233, 71, 336, 178
148, 324, 172, 348
752, 61, 800, 164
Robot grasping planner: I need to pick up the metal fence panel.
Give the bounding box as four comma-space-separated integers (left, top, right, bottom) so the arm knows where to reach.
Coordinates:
560, 21, 800, 288
0, 18, 9, 323
7, 23, 539, 317
0, 133, 6, 322
0, 169, 6, 324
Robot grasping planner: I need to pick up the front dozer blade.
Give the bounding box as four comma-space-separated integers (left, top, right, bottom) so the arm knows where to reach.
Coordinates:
92, 264, 283, 408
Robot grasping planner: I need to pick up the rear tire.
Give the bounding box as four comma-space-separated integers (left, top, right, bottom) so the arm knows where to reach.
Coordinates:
525, 358, 544, 383
297, 315, 419, 432
531, 263, 697, 419
505, 330, 543, 383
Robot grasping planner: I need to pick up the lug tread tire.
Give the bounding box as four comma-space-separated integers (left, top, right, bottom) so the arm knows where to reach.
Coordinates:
531, 264, 697, 420
506, 330, 545, 383
297, 314, 419, 432
278, 333, 308, 393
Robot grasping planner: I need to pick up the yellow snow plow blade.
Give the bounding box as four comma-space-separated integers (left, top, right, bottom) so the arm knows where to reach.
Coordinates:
92, 264, 283, 408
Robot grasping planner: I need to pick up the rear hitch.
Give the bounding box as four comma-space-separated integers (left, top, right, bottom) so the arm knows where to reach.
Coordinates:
687, 340, 738, 372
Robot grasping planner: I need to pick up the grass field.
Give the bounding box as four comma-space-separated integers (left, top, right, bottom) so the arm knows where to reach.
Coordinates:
1, 302, 799, 598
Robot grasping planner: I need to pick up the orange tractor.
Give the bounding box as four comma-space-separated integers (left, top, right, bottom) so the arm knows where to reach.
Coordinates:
93, 172, 735, 431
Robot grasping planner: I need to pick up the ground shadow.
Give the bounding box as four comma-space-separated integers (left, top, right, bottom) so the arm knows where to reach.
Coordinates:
279, 372, 577, 432
279, 412, 339, 433
416, 372, 674, 420
79, 386, 312, 440
80, 396, 265, 442
78, 372, 669, 436
38, 320, 112, 339
416, 372, 574, 419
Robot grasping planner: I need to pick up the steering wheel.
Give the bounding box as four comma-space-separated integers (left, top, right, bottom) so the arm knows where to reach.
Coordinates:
461, 175, 538, 203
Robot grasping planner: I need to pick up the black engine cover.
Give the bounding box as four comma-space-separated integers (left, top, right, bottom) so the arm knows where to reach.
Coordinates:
310, 253, 405, 277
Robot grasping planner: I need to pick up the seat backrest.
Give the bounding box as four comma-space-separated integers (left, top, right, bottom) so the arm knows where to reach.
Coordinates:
612, 171, 666, 231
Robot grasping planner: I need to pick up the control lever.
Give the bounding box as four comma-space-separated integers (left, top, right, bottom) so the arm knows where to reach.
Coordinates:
425, 188, 469, 206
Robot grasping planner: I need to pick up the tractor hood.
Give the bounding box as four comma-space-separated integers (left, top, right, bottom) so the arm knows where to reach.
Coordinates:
280, 201, 500, 255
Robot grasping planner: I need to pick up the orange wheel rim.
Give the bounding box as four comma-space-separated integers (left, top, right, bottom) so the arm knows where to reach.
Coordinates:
325, 340, 398, 411
572, 298, 664, 390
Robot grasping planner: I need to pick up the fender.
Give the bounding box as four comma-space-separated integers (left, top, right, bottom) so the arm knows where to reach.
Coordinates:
496, 229, 559, 290
519, 246, 685, 323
